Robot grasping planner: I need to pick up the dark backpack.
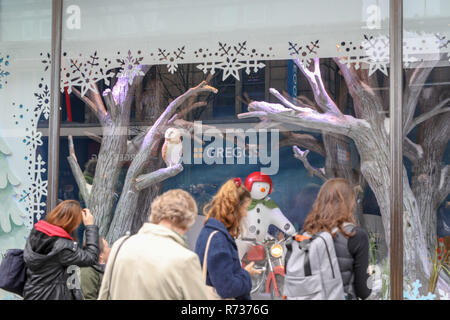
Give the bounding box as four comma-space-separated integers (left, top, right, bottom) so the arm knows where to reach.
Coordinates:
0, 249, 28, 296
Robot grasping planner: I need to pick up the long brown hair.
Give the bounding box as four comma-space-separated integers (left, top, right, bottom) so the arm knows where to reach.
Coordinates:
204, 179, 251, 238
302, 178, 356, 238
46, 200, 83, 234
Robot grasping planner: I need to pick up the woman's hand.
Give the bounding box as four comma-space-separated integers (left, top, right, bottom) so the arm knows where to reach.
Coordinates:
244, 261, 263, 277
82, 208, 95, 226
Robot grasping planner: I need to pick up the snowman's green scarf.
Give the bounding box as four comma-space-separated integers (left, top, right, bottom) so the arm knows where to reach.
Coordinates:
247, 198, 279, 211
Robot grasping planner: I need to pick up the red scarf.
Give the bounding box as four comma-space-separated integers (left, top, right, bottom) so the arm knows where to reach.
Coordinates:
34, 220, 74, 240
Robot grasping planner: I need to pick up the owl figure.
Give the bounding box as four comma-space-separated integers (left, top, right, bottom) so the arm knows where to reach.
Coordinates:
162, 127, 183, 167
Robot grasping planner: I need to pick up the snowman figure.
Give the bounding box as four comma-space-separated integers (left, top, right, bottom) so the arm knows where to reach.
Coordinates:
241, 172, 296, 243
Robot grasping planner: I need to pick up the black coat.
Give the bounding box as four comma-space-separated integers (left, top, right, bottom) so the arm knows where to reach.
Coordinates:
23, 225, 99, 300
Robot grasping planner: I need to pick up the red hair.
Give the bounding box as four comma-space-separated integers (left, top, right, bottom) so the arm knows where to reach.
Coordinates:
204, 179, 251, 238
45, 200, 83, 234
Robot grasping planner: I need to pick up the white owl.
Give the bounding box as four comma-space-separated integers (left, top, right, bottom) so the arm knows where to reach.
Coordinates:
162, 127, 183, 167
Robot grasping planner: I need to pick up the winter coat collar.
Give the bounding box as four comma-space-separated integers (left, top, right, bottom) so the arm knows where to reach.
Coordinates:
34, 220, 74, 240
137, 222, 188, 248
204, 217, 236, 244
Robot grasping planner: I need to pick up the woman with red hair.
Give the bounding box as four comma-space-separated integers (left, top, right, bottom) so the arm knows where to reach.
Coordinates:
195, 178, 261, 300
23, 200, 99, 300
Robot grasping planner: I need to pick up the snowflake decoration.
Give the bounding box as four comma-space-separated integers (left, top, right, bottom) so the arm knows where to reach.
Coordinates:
288, 40, 320, 67
60, 51, 115, 97
116, 50, 145, 85
0, 54, 10, 89
34, 79, 50, 120
403, 280, 436, 300
196, 42, 269, 81
339, 32, 446, 77
362, 35, 390, 76
435, 34, 450, 63
336, 40, 366, 70
158, 46, 185, 73
23, 154, 47, 222
23, 130, 43, 150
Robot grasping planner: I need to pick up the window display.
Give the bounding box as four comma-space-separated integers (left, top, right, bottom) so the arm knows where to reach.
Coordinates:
0, 0, 449, 301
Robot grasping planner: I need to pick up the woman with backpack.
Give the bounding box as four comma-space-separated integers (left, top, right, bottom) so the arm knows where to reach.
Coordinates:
195, 178, 262, 300
302, 178, 372, 300
23, 200, 99, 300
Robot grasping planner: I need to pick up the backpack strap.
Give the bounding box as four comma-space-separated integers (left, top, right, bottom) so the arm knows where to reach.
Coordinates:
284, 235, 295, 268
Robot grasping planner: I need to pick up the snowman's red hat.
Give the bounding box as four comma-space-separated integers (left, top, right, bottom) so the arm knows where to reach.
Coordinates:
244, 171, 273, 194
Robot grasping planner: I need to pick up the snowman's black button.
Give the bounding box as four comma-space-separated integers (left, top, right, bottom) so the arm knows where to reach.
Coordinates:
256, 230, 260, 235
256, 208, 260, 213
257, 219, 260, 224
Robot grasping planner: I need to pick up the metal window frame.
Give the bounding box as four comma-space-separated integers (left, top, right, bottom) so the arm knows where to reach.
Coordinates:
389, 0, 403, 300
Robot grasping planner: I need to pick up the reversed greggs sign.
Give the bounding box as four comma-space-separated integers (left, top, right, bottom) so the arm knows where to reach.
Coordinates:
176, 121, 279, 175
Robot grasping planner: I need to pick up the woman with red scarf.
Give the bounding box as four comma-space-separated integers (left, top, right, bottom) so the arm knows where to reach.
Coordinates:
23, 200, 99, 300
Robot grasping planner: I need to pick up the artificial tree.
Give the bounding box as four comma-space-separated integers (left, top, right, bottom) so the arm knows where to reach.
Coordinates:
67, 65, 218, 243
238, 57, 450, 292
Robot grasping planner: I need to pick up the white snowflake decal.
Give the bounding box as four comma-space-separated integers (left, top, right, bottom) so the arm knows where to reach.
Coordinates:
23, 154, 47, 222
195, 42, 269, 81
361, 35, 390, 76
116, 50, 145, 85
158, 47, 186, 74
34, 80, 50, 120
403, 280, 436, 300
61, 51, 115, 96
339, 32, 445, 77
288, 40, 320, 68
23, 131, 43, 150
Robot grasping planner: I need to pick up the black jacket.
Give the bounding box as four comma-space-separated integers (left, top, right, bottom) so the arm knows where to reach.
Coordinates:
23, 225, 99, 300
333, 224, 371, 300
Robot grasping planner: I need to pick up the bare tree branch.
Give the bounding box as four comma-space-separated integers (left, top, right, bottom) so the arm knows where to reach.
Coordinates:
269, 88, 313, 112
293, 146, 327, 181
84, 131, 102, 144
404, 137, 424, 164
86, 83, 108, 116
438, 165, 450, 204
294, 58, 342, 116
175, 101, 208, 120
403, 61, 439, 136
72, 87, 100, 116
67, 135, 90, 206
279, 131, 325, 156
238, 100, 370, 138
405, 98, 450, 135
134, 164, 184, 191
333, 57, 385, 119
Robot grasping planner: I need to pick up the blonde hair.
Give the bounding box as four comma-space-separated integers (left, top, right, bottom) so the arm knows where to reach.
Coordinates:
149, 189, 198, 230
203, 179, 251, 238
303, 178, 357, 238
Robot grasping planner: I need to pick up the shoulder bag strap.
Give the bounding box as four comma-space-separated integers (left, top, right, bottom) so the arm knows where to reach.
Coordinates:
202, 230, 219, 284
106, 234, 131, 300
